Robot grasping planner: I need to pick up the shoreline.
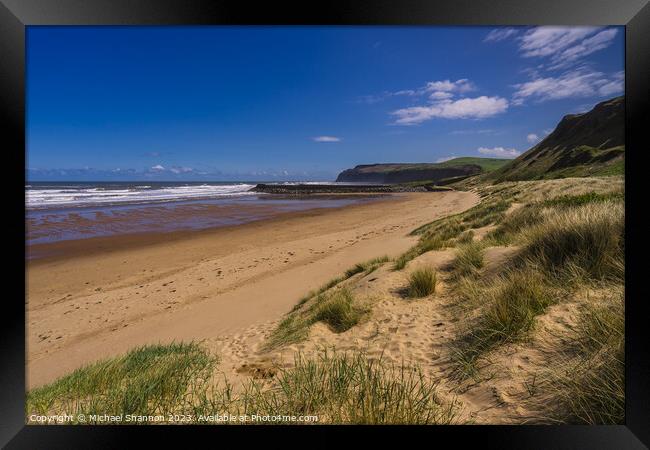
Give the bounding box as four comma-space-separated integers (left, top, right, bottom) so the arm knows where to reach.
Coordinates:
27, 190, 479, 388
250, 183, 451, 194
27, 193, 394, 262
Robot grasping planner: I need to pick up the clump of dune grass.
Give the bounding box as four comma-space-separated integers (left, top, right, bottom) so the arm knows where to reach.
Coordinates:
27, 342, 215, 422
29, 346, 460, 425
452, 275, 484, 309
485, 191, 624, 247
520, 201, 624, 281
576, 294, 624, 353
277, 256, 393, 348
406, 266, 437, 298
484, 204, 543, 246
485, 270, 555, 339
218, 351, 460, 424
291, 275, 345, 313
292, 256, 390, 313
452, 269, 556, 378
549, 348, 625, 424
540, 191, 624, 209
393, 237, 445, 270
451, 241, 484, 279
345, 255, 391, 278
446, 179, 626, 424
456, 230, 474, 245
457, 198, 511, 229
395, 197, 511, 271
266, 315, 312, 349
538, 292, 624, 424
267, 288, 368, 350
313, 289, 368, 332
393, 255, 409, 271
412, 197, 511, 239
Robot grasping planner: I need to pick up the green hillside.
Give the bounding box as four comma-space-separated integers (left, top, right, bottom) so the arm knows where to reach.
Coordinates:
335, 157, 509, 184
436, 157, 510, 172
490, 96, 624, 182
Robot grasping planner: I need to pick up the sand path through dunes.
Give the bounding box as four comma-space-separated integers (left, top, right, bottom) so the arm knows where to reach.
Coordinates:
27, 191, 478, 388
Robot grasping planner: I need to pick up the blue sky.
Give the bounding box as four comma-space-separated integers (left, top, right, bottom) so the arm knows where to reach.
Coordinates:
27, 26, 624, 181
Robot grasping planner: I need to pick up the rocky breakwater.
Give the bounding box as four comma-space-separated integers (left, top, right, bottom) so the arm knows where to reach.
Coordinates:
250, 183, 450, 194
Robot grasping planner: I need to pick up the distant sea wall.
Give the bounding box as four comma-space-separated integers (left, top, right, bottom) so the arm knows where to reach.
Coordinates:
250, 184, 451, 194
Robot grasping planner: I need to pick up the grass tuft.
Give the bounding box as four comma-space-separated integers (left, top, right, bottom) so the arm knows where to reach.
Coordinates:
393, 237, 445, 270
484, 270, 555, 340
267, 288, 368, 350
27, 342, 215, 421
345, 255, 391, 278
484, 204, 542, 246
451, 242, 485, 278
291, 256, 389, 313
395, 197, 511, 270
247, 351, 460, 424
452, 269, 556, 378
540, 292, 624, 424
406, 266, 437, 298
520, 201, 624, 280
456, 230, 475, 245
28, 347, 460, 425
313, 288, 368, 332
540, 191, 624, 208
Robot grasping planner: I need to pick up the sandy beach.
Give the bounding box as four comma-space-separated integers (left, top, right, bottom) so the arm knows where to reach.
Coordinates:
27, 190, 478, 388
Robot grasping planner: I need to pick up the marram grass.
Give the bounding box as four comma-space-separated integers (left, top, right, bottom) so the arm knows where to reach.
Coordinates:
27, 346, 460, 425
406, 266, 437, 298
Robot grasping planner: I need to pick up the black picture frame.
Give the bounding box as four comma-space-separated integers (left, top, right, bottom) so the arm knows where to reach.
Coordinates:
2, 1, 649, 447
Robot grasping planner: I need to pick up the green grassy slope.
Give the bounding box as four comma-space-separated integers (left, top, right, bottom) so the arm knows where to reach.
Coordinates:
335, 157, 509, 183
489, 96, 624, 182
435, 157, 510, 172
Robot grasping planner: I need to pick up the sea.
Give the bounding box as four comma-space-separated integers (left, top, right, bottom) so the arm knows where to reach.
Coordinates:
25, 181, 378, 249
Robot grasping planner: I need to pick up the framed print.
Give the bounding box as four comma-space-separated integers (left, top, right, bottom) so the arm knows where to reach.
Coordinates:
2, 0, 649, 447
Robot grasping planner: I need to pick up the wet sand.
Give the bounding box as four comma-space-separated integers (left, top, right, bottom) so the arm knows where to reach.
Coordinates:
27, 190, 478, 388
27, 193, 383, 253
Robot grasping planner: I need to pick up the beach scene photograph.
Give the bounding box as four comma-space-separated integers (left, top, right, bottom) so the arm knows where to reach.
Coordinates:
26, 25, 624, 425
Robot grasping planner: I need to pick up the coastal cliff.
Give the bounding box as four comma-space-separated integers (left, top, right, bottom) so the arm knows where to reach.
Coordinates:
335, 157, 509, 184
336, 164, 480, 184
489, 96, 624, 181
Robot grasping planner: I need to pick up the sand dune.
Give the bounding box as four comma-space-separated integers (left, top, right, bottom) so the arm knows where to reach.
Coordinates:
27, 191, 478, 388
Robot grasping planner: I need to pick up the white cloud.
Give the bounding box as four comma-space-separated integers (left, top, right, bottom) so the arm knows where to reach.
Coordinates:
548, 28, 619, 70
517, 26, 620, 71
391, 96, 508, 125
477, 146, 521, 158
597, 71, 624, 96
150, 164, 165, 171
450, 128, 499, 135
394, 89, 417, 96
360, 78, 476, 106
512, 68, 624, 105
429, 91, 454, 100
425, 79, 475, 94
489, 26, 619, 71
519, 26, 600, 58
170, 166, 193, 174
484, 28, 519, 42
312, 136, 341, 142
527, 133, 540, 144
